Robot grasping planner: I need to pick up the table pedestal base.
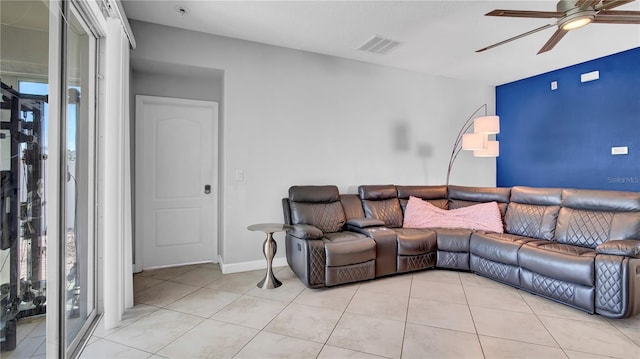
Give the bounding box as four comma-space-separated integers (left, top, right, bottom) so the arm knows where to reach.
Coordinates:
257, 233, 282, 289
257, 272, 282, 289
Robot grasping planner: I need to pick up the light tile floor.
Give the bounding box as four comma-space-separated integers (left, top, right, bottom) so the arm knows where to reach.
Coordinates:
73, 263, 640, 359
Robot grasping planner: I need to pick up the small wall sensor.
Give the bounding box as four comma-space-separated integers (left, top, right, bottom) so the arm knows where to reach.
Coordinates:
551, 81, 558, 90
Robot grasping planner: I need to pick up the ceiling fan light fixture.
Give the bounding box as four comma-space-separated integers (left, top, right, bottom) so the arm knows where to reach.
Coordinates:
562, 15, 593, 30
479, 0, 640, 54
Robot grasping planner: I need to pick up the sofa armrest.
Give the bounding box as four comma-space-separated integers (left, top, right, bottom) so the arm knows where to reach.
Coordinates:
287, 224, 324, 240
596, 239, 640, 258
346, 218, 385, 229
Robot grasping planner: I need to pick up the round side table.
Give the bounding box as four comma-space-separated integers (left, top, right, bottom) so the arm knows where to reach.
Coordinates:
247, 223, 292, 289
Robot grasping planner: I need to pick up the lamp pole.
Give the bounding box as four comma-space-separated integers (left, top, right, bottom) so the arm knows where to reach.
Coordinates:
445, 104, 488, 186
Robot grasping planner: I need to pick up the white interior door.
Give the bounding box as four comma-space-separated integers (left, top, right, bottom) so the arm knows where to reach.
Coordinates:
135, 95, 218, 269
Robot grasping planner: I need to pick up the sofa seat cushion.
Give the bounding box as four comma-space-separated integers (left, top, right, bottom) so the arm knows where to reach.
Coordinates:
324, 231, 366, 243
518, 241, 596, 286
393, 228, 437, 256
432, 228, 473, 252
324, 236, 375, 267
470, 232, 533, 266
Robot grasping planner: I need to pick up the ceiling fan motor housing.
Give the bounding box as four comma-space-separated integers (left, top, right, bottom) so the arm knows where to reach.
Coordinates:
558, 0, 596, 30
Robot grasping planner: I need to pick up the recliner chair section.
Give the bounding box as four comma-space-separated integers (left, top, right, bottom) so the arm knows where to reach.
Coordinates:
283, 185, 376, 288
560, 188, 640, 316
471, 187, 562, 287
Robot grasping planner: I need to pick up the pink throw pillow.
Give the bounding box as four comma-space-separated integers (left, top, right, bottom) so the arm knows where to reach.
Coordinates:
403, 196, 504, 233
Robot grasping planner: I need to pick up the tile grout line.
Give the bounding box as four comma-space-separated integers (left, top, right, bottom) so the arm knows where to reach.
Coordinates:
398, 274, 415, 359
459, 271, 487, 359
606, 319, 640, 350
138, 276, 208, 357
314, 282, 361, 359
229, 276, 309, 358
97, 304, 162, 340
84, 336, 157, 358
517, 289, 569, 358
133, 269, 221, 356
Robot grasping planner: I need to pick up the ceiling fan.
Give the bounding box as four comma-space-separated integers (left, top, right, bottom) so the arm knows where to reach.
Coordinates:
477, 0, 640, 54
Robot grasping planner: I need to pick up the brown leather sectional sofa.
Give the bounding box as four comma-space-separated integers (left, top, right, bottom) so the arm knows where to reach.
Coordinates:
281, 184, 640, 319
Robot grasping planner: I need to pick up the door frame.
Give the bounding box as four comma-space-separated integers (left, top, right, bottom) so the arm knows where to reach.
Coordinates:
134, 95, 219, 271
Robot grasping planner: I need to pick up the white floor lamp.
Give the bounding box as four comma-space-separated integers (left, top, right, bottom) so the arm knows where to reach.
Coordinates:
445, 104, 500, 186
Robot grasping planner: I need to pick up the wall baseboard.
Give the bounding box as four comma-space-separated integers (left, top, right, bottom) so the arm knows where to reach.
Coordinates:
218, 255, 288, 274
141, 259, 216, 272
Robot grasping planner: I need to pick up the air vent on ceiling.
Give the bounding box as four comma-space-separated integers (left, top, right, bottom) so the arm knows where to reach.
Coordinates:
356, 35, 402, 55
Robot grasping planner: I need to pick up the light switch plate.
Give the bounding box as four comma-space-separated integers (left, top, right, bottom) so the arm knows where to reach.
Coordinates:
551, 81, 558, 90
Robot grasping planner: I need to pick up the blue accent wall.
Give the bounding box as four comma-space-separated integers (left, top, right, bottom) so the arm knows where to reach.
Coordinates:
496, 47, 640, 191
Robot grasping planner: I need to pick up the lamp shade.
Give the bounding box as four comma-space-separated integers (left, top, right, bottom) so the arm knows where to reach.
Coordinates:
474, 140, 499, 157
474, 116, 500, 134
462, 133, 486, 150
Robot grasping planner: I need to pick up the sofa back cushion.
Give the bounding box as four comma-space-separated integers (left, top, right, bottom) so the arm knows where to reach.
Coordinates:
448, 185, 511, 217
359, 185, 403, 228
555, 189, 640, 248
397, 185, 449, 212
289, 185, 346, 233
340, 194, 365, 220
504, 186, 562, 240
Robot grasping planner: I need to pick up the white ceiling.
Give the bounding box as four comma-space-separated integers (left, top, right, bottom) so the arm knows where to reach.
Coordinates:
121, 0, 640, 85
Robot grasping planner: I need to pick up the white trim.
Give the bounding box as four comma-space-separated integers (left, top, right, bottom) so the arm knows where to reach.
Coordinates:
74, 0, 107, 38
142, 260, 215, 271
86, 34, 98, 338
101, 0, 136, 48
217, 255, 288, 275
122, 34, 134, 310
46, 3, 63, 357
102, 17, 126, 330
62, 5, 101, 354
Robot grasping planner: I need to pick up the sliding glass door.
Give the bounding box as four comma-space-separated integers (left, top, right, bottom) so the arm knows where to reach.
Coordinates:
62, 2, 98, 355
2, 0, 128, 356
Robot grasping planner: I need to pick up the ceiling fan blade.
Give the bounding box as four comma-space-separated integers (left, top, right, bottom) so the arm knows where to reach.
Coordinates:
485, 9, 564, 18
476, 23, 556, 53
596, 0, 635, 11
538, 28, 569, 54
597, 9, 640, 15
593, 14, 640, 22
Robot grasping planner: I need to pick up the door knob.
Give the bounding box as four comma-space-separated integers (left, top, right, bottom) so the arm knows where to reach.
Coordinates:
204, 184, 211, 194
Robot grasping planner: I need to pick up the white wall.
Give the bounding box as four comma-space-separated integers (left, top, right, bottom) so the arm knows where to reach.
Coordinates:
132, 65, 223, 103
130, 20, 496, 267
